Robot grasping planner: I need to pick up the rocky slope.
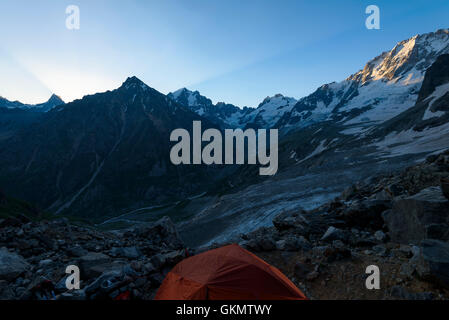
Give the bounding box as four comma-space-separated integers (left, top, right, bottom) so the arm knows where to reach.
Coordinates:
0, 215, 187, 300
228, 149, 449, 299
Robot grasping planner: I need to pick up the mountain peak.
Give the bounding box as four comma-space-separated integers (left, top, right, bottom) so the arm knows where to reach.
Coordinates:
47, 94, 64, 105
347, 28, 449, 84
121, 76, 150, 91
169, 87, 190, 100
168, 87, 211, 108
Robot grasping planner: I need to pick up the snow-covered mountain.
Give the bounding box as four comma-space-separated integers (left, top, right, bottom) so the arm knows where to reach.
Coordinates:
0, 94, 64, 112
168, 89, 296, 129
168, 88, 249, 128
277, 29, 449, 131
169, 30, 449, 134
240, 94, 297, 128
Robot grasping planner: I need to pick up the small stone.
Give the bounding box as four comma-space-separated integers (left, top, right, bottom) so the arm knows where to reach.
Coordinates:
321, 226, 347, 242
374, 230, 387, 242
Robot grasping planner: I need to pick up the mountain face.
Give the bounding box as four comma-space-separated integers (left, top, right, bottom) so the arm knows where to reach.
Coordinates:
168, 88, 296, 129
0, 77, 225, 221
168, 88, 250, 128
276, 29, 449, 131
0, 94, 64, 112
170, 30, 449, 133
240, 94, 297, 128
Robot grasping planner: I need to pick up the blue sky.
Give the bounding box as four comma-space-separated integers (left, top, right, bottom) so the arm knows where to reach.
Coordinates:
0, 0, 448, 107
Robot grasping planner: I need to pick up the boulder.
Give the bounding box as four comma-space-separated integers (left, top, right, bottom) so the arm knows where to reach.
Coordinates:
79, 252, 111, 278
413, 239, 449, 289
341, 199, 390, 229
383, 187, 449, 243
276, 236, 311, 252
257, 236, 276, 251
0, 248, 30, 281
149, 250, 185, 269
372, 244, 387, 256
133, 216, 183, 249
272, 209, 307, 231
374, 230, 387, 242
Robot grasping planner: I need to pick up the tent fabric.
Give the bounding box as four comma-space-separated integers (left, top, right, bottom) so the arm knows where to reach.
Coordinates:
155, 244, 307, 300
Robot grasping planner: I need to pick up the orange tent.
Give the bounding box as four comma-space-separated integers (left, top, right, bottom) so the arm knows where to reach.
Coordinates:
155, 244, 307, 300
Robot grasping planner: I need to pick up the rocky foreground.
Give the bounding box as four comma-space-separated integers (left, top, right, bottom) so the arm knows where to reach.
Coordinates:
236, 150, 449, 299
0, 150, 449, 300
0, 216, 187, 300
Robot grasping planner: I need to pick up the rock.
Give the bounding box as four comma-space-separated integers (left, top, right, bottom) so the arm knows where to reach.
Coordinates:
84, 270, 125, 296
110, 247, 141, 259
399, 262, 416, 278
66, 245, 88, 257
0, 280, 15, 299
341, 200, 390, 229
38, 259, 53, 267
257, 236, 276, 251
275, 240, 287, 251
57, 290, 87, 300
87, 261, 126, 279
389, 286, 433, 300
314, 245, 351, 262
148, 273, 164, 286
148, 250, 184, 269
441, 178, 449, 200
272, 209, 307, 231
426, 223, 449, 241
413, 239, 449, 289
294, 262, 313, 280
372, 245, 387, 256
332, 240, 345, 249
383, 187, 449, 243
374, 230, 387, 242
341, 185, 358, 201
306, 271, 320, 281
79, 252, 111, 278
276, 236, 311, 252
0, 248, 30, 281
133, 216, 183, 249
160, 250, 185, 265
391, 245, 415, 259
321, 226, 347, 242
143, 263, 156, 274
